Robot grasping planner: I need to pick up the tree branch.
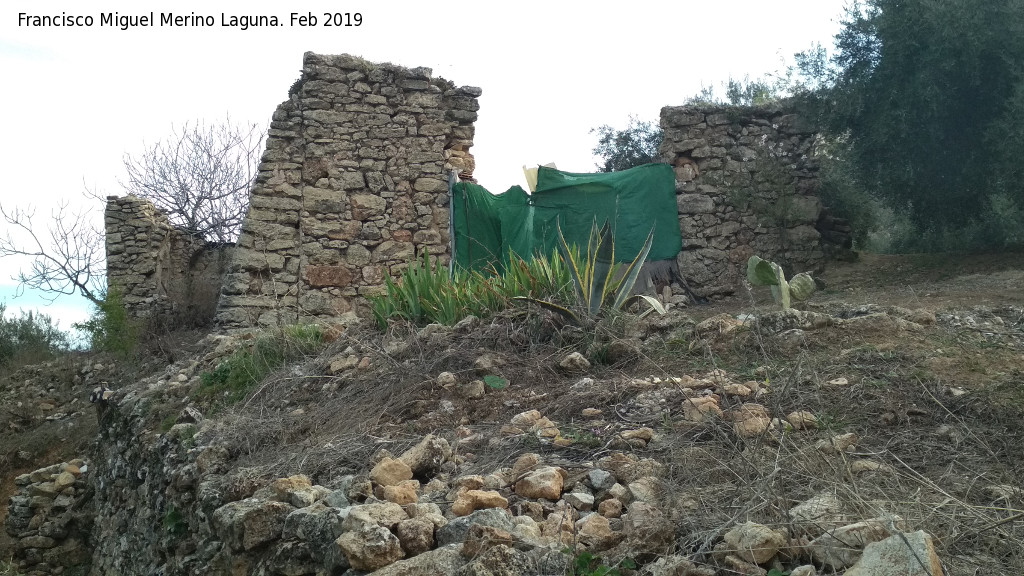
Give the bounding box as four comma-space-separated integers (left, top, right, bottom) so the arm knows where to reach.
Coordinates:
0, 201, 105, 306
120, 116, 265, 243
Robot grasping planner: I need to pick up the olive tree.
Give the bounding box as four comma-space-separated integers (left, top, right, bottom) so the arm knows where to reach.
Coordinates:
591, 116, 664, 172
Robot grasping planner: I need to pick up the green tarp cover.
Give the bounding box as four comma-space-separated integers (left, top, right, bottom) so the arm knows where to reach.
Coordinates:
452, 163, 681, 273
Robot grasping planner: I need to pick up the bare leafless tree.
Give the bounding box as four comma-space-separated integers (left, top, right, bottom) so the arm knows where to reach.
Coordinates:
121, 117, 264, 243
0, 202, 105, 306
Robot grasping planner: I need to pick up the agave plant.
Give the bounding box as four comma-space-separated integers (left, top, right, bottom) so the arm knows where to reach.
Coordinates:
515, 219, 665, 324
746, 255, 816, 309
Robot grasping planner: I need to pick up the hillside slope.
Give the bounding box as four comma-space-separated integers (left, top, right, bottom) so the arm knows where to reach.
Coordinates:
2, 252, 1023, 576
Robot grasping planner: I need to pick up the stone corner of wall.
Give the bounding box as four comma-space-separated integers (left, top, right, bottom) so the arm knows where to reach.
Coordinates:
105, 194, 231, 327
216, 52, 478, 329
660, 102, 841, 296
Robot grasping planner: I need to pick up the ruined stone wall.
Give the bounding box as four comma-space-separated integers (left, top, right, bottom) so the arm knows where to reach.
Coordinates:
3, 460, 93, 575
215, 53, 478, 328
660, 104, 829, 297
105, 196, 231, 326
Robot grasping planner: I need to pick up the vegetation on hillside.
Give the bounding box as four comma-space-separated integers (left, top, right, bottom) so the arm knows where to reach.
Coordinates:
595, 0, 1024, 253
0, 303, 68, 368
801, 0, 1024, 252
196, 324, 325, 408
370, 222, 665, 330
73, 290, 140, 357
591, 116, 663, 173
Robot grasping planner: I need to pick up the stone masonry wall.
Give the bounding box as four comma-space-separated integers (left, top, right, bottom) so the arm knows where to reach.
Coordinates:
105, 196, 231, 326
215, 53, 479, 328
4, 460, 93, 575
660, 104, 828, 298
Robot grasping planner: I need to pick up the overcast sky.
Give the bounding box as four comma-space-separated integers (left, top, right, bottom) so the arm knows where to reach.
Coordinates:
0, 0, 848, 330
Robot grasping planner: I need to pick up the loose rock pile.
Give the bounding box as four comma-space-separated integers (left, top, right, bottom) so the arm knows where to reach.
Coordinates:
3, 304, 963, 575
1, 361, 111, 435
193, 410, 942, 575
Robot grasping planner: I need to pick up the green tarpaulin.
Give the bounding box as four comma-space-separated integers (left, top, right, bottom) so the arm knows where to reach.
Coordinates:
452, 163, 682, 273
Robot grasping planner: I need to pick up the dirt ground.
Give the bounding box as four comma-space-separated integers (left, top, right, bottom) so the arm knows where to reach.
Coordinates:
2, 250, 1023, 574
188, 250, 1024, 575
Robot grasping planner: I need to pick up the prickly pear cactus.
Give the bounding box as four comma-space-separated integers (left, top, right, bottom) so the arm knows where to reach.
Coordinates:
747, 255, 780, 286
789, 272, 817, 302
745, 256, 816, 309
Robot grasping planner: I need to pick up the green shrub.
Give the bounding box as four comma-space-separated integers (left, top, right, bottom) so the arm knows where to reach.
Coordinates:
73, 289, 140, 356
566, 550, 636, 576
816, 143, 880, 249
197, 324, 324, 407
865, 193, 1024, 254
0, 303, 69, 367
978, 193, 1024, 250
163, 506, 187, 536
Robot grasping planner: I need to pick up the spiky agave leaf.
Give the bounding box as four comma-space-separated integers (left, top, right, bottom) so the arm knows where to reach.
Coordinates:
556, 222, 586, 310
511, 296, 581, 325
556, 218, 616, 316
589, 221, 616, 315
621, 294, 667, 318
527, 219, 658, 321
611, 226, 656, 310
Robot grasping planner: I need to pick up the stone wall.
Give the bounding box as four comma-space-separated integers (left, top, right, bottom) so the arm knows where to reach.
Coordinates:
215, 53, 479, 329
105, 196, 231, 326
111, 56, 847, 323
3, 460, 93, 575
660, 104, 833, 298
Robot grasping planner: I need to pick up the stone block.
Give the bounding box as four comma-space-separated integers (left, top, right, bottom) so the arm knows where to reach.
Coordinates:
338, 171, 367, 190
234, 251, 287, 272
662, 106, 705, 126
350, 193, 387, 220
305, 266, 354, 288
413, 177, 446, 193
372, 241, 415, 263
678, 194, 715, 214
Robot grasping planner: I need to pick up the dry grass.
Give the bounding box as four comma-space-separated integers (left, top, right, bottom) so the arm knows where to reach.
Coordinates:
76, 252, 1021, 574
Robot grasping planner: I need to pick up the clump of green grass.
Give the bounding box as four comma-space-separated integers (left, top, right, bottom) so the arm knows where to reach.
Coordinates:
196, 324, 324, 407
159, 414, 177, 433
0, 559, 26, 576
369, 249, 571, 328
565, 550, 636, 576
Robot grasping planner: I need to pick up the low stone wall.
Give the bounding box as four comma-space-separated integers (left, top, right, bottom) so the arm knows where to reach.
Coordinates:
215, 53, 479, 329
105, 196, 232, 327
3, 460, 93, 575
660, 104, 831, 297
